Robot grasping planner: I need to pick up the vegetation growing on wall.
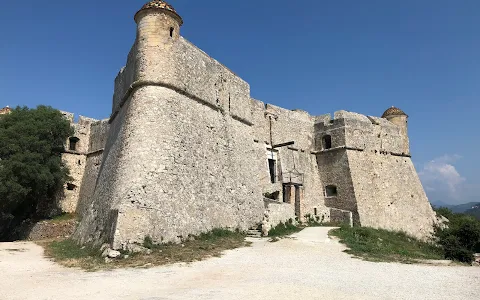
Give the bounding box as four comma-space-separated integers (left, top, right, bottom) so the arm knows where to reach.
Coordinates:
0, 106, 73, 240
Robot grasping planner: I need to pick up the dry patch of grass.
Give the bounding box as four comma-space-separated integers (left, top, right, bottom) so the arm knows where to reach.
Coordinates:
41, 229, 249, 271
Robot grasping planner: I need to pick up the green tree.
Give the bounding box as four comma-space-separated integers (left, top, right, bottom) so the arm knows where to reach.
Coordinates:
435, 207, 480, 263
0, 106, 73, 239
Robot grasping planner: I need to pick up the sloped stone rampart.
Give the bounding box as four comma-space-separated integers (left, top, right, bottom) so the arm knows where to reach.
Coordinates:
347, 151, 437, 239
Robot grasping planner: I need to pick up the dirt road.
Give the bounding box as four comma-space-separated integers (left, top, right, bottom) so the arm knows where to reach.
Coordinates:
0, 227, 478, 300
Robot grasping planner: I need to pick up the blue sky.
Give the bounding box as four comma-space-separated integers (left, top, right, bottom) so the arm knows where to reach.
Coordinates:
0, 0, 478, 205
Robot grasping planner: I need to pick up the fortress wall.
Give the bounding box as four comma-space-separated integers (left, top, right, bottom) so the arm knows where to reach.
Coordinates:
112, 32, 253, 125
314, 111, 406, 155
347, 151, 437, 239
76, 152, 103, 218
266, 104, 315, 150
264, 199, 296, 227
278, 147, 329, 219
70, 116, 91, 153
106, 86, 263, 248
74, 101, 132, 246
250, 100, 285, 203
59, 153, 87, 213
76, 27, 265, 247
113, 45, 136, 115
251, 99, 269, 143
57, 114, 96, 213
251, 100, 328, 221
316, 150, 359, 223
88, 119, 110, 152
315, 110, 435, 237
314, 114, 347, 150
251, 100, 282, 198
170, 38, 253, 124
76, 120, 110, 218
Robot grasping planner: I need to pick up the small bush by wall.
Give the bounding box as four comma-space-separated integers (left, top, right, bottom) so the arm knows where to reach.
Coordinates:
268, 219, 302, 237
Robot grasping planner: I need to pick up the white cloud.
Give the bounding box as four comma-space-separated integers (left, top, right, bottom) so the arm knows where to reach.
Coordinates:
419, 154, 466, 203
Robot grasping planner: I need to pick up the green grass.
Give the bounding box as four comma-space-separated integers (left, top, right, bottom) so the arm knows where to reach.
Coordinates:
43, 228, 249, 271
268, 220, 303, 237
45, 239, 103, 268
329, 226, 444, 263
49, 213, 77, 223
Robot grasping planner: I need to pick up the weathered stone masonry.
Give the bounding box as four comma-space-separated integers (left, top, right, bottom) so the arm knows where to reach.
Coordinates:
57, 112, 110, 216
55, 1, 437, 248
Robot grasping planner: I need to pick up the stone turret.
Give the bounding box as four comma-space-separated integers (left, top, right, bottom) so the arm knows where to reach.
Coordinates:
382, 106, 409, 155
133, 0, 183, 82
134, 0, 183, 39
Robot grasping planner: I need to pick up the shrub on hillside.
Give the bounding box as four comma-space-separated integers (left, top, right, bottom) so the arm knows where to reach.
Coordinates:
434, 207, 480, 263
0, 106, 73, 240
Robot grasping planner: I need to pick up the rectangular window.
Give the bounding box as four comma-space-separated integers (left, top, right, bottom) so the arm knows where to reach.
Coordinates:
322, 135, 332, 150
268, 159, 276, 183
325, 185, 338, 197
69, 137, 79, 151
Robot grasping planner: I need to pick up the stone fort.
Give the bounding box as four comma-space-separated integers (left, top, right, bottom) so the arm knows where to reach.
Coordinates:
30, 1, 438, 248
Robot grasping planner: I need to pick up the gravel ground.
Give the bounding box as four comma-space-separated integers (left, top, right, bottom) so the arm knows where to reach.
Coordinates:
0, 227, 479, 300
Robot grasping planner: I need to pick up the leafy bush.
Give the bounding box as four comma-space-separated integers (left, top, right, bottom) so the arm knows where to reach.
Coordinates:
434, 208, 480, 263
304, 213, 323, 227
268, 221, 302, 237
0, 106, 73, 240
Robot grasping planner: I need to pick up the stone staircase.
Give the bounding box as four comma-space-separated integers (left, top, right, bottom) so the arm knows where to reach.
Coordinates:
247, 225, 262, 238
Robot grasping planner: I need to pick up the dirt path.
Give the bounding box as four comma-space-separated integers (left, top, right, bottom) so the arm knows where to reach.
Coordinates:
1, 227, 479, 300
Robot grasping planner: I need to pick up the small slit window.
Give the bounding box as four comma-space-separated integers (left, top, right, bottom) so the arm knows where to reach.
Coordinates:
322, 135, 332, 150
169, 27, 174, 37
325, 185, 338, 197
69, 137, 79, 151
268, 159, 276, 183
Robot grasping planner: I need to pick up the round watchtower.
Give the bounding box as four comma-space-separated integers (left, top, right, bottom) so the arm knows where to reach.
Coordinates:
382, 106, 408, 127
134, 1, 183, 44
382, 106, 409, 154
133, 1, 183, 82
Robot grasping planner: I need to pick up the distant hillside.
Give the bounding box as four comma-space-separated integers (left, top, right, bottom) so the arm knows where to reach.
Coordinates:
450, 202, 480, 213
465, 206, 480, 220
431, 201, 480, 214
430, 201, 452, 209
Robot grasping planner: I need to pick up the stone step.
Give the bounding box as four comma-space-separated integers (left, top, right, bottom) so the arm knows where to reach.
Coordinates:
247, 229, 262, 238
